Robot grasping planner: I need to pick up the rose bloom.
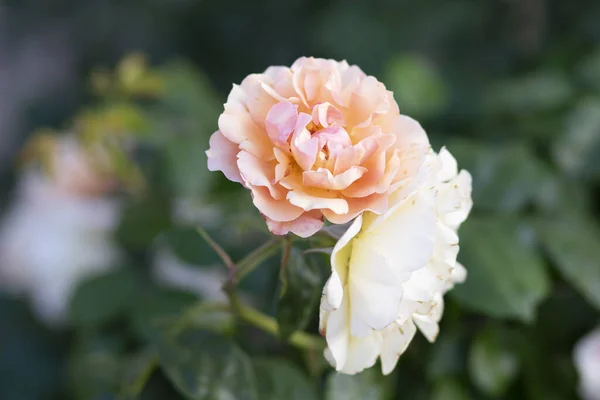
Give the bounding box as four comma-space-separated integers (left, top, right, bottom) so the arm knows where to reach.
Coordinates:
574, 327, 600, 400
319, 148, 472, 375
0, 137, 120, 325
206, 57, 430, 237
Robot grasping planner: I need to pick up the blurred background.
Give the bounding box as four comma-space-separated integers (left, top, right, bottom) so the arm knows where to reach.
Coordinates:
1, 0, 600, 399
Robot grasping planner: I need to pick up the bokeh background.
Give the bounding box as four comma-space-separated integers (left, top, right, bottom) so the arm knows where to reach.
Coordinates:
1, 0, 600, 399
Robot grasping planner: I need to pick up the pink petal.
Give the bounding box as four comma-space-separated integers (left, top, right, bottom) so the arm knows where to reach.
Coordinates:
312, 102, 345, 128
265, 210, 324, 237
290, 113, 319, 170
312, 126, 352, 155
206, 130, 242, 183
265, 101, 298, 150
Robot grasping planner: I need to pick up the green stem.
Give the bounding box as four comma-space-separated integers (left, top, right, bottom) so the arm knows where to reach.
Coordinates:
235, 238, 282, 282
237, 303, 325, 351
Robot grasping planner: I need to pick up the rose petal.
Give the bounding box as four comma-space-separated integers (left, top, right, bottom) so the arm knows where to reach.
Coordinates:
206, 131, 242, 183
287, 191, 348, 215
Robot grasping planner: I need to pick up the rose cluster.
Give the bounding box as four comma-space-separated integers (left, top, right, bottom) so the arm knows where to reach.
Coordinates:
206, 57, 472, 375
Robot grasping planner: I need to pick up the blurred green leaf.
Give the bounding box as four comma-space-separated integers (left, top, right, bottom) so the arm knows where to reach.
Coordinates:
68, 336, 124, 400
448, 141, 549, 213
427, 331, 466, 380
119, 348, 158, 400
129, 287, 200, 342
166, 226, 221, 266
117, 196, 172, 250
577, 48, 600, 92
157, 61, 221, 136
154, 327, 257, 400
385, 55, 448, 118
485, 70, 573, 115
553, 97, 600, 179
253, 358, 318, 400
165, 134, 215, 198
69, 268, 138, 328
536, 217, 600, 310
325, 368, 393, 400
468, 327, 519, 397
430, 379, 471, 400
452, 218, 550, 322
277, 247, 323, 340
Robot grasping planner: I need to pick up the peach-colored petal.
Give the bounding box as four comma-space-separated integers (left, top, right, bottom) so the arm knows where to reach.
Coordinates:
287, 191, 349, 215
206, 131, 242, 183
252, 186, 304, 222
219, 111, 274, 160
241, 74, 279, 126
323, 192, 389, 224
265, 101, 298, 150
347, 76, 390, 128
207, 57, 433, 237
237, 151, 284, 200
303, 167, 367, 191
273, 148, 291, 183
333, 136, 379, 175
265, 210, 324, 238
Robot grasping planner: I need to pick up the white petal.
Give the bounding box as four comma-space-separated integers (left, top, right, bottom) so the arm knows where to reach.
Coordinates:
437, 147, 458, 182
327, 215, 363, 309
348, 243, 407, 336
380, 320, 417, 375
361, 189, 437, 274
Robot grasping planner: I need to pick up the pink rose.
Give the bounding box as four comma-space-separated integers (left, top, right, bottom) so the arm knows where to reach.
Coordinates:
206, 57, 430, 237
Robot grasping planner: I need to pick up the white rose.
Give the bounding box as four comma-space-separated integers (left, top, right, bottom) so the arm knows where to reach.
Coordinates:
574, 327, 600, 400
319, 148, 472, 375
0, 138, 120, 325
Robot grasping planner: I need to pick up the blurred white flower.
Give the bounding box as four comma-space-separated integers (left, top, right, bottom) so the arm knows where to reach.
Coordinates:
319, 148, 472, 375
0, 137, 120, 325
574, 327, 600, 400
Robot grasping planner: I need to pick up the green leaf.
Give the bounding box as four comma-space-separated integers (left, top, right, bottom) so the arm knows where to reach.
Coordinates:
253, 358, 318, 400
553, 97, 600, 179
430, 379, 471, 400
154, 327, 257, 400
69, 268, 138, 328
277, 248, 324, 340
118, 349, 158, 400
536, 217, 600, 310
468, 327, 519, 397
451, 218, 550, 322
325, 368, 393, 400
448, 141, 550, 213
